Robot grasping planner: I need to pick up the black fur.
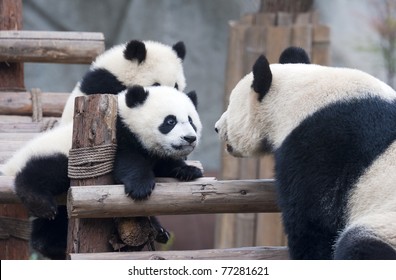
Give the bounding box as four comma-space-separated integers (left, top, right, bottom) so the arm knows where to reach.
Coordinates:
172, 41, 186, 60
125, 86, 148, 108
279, 47, 311, 64
275, 97, 396, 259
30, 206, 68, 260
80, 68, 126, 95
252, 55, 272, 102
124, 40, 146, 64
186, 90, 198, 109
15, 153, 69, 219
334, 226, 396, 259
159, 115, 177, 134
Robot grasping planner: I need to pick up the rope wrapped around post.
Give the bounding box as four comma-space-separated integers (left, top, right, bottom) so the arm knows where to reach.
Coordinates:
68, 143, 117, 179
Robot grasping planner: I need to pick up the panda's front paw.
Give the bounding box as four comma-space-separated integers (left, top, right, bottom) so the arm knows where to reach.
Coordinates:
173, 165, 203, 181
124, 178, 156, 200
19, 193, 58, 219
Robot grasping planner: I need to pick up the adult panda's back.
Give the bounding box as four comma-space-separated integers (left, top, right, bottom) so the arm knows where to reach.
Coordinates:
275, 96, 396, 249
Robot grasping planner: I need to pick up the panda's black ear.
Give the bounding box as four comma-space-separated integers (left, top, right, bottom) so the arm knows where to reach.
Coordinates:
279, 47, 310, 64
124, 40, 147, 64
172, 41, 186, 61
186, 90, 198, 108
125, 86, 149, 108
252, 55, 272, 102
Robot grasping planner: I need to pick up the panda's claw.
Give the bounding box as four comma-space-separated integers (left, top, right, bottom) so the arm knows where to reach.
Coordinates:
19, 193, 58, 219
124, 179, 156, 200
173, 165, 203, 181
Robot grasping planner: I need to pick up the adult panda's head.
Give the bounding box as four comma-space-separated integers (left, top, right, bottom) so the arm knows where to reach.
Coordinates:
118, 85, 201, 159
215, 46, 396, 157
80, 40, 187, 95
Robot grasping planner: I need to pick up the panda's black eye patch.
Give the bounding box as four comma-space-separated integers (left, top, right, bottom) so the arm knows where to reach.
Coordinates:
152, 82, 161, 86
188, 116, 197, 132
159, 115, 177, 134
174, 83, 179, 90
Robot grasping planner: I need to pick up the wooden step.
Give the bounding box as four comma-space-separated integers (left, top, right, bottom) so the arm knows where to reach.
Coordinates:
0, 31, 104, 64
69, 246, 289, 260
67, 178, 279, 218
0, 91, 69, 117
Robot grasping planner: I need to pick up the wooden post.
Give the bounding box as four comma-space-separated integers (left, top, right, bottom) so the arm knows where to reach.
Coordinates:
0, 0, 30, 260
66, 94, 117, 258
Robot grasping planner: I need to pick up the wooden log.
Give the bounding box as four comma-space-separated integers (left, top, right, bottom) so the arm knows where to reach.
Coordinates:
66, 94, 117, 258
0, 91, 69, 116
70, 246, 289, 260
0, 31, 104, 64
67, 179, 279, 218
0, 0, 30, 260
0, 117, 59, 133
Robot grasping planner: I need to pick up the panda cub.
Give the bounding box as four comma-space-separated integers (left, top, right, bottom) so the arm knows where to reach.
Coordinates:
60, 39, 187, 125
215, 47, 396, 260
2, 85, 202, 259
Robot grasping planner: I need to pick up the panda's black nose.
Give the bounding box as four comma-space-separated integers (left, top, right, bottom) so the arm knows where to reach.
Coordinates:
214, 127, 219, 133
183, 136, 196, 144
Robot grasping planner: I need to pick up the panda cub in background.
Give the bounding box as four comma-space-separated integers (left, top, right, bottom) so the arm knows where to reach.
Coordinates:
215, 47, 396, 260
60, 39, 187, 125
2, 86, 202, 259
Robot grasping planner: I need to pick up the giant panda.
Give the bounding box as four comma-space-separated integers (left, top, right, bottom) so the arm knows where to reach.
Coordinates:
60, 39, 187, 125
215, 47, 396, 260
2, 85, 202, 259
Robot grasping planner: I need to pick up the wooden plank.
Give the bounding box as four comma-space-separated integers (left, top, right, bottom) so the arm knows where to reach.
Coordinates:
0, 118, 59, 132
0, 0, 29, 260
0, 31, 104, 64
291, 25, 312, 54
0, 91, 69, 116
70, 246, 289, 260
264, 26, 292, 63
67, 179, 279, 219
312, 25, 331, 65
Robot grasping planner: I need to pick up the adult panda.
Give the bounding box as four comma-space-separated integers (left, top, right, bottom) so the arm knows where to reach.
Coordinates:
2, 85, 202, 259
60, 39, 187, 125
215, 47, 396, 260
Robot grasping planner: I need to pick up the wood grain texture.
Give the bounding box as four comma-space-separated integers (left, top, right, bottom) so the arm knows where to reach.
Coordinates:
67, 179, 279, 218
66, 94, 117, 257
70, 246, 289, 260
0, 31, 104, 64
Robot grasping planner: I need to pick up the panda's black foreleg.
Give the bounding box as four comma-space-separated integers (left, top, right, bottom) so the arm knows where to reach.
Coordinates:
114, 150, 156, 200
14, 153, 70, 219
30, 206, 68, 260
154, 158, 203, 181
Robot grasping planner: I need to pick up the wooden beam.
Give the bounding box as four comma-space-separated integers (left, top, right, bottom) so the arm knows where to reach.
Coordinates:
70, 246, 288, 260
0, 91, 69, 116
0, 31, 104, 64
67, 179, 279, 218
66, 94, 118, 257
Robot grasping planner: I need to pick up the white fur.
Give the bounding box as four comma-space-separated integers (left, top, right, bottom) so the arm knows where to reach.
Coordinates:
346, 140, 396, 246
216, 63, 396, 157
118, 86, 202, 158
60, 40, 186, 125
1, 123, 73, 176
